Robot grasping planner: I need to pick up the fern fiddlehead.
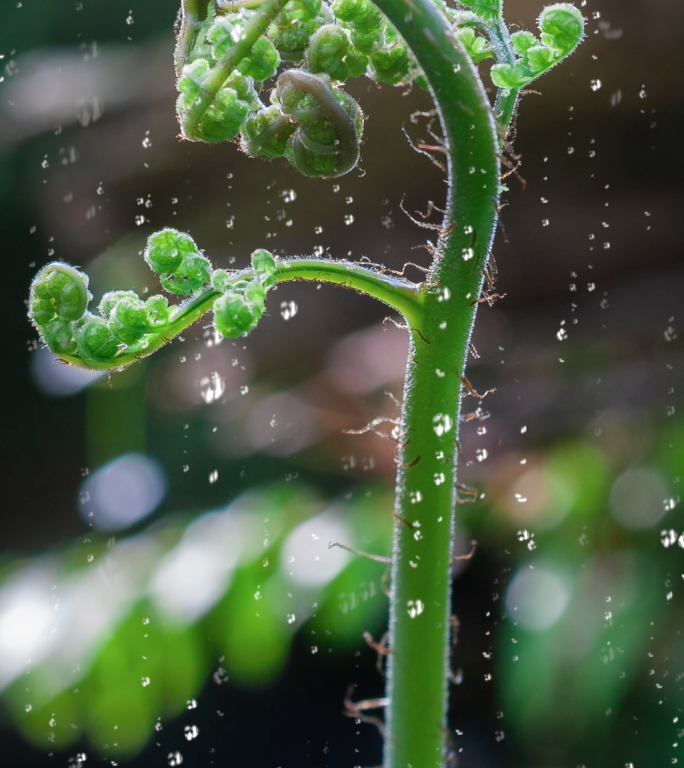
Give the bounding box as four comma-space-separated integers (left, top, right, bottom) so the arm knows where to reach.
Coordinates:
28, 1, 585, 765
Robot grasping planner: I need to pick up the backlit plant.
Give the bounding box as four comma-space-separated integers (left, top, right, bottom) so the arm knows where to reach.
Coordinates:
28, 0, 584, 764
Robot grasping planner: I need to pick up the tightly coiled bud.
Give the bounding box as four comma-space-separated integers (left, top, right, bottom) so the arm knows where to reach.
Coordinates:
333, 0, 383, 31
209, 17, 280, 81
241, 105, 296, 159
144, 295, 171, 327
42, 318, 78, 356
262, 70, 363, 178
108, 295, 151, 345
160, 253, 213, 296
29, 263, 90, 327
99, 290, 139, 320
370, 41, 409, 84
270, 18, 322, 62
213, 290, 264, 338
144, 228, 213, 296
307, 25, 352, 81
76, 314, 121, 365
145, 228, 199, 274
251, 249, 277, 287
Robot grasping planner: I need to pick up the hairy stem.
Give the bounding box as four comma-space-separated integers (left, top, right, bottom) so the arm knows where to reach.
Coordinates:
489, 16, 520, 141
175, 0, 212, 75
371, 0, 500, 765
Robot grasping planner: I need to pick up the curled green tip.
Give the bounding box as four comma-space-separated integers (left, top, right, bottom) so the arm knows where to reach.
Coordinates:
539, 3, 585, 55
29, 262, 90, 327
144, 228, 199, 274
491, 2, 584, 90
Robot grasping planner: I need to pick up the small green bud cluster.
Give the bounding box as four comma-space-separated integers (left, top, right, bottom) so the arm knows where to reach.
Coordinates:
28, 261, 172, 365
212, 249, 276, 339
174, 0, 426, 178
491, 4, 585, 89
144, 228, 213, 296
29, 229, 278, 369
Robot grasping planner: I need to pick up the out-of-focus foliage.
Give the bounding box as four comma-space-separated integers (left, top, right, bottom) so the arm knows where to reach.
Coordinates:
0, 485, 392, 758
3, 413, 684, 761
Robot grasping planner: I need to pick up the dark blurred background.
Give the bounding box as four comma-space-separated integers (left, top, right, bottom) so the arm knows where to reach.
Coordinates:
1, 0, 683, 766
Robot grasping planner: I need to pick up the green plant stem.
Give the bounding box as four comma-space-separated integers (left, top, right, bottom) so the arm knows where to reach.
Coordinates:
370, 0, 500, 765
489, 16, 520, 141
181, 0, 289, 139
274, 258, 422, 322
175, 0, 212, 75
58, 258, 422, 370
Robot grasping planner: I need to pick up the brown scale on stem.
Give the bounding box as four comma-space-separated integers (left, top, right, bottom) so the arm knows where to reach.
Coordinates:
451, 540, 478, 563
472, 291, 506, 307
401, 126, 447, 172
382, 262, 430, 278
329, 541, 392, 564
343, 684, 387, 736
456, 483, 479, 504
392, 512, 415, 530
383, 316, 430, 345
344, 416, 402, 443
460, 375, 496, 400
363, 630, 392, 677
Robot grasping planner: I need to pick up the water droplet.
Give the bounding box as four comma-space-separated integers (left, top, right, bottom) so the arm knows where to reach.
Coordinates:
280, 301, 298, 321
287, 613, 296, 624
167, 752, 183, 766
407, 599, 424, 618
213, 665, 228, 685
556, 327, 568, 341
142, 137, 152, 148
200, 372, 225, 404
186, 699, 197, 709
141, 676, 150, 687
184, 725, 199, 741
590, 79, 602, 91
433, 413, 453, 437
